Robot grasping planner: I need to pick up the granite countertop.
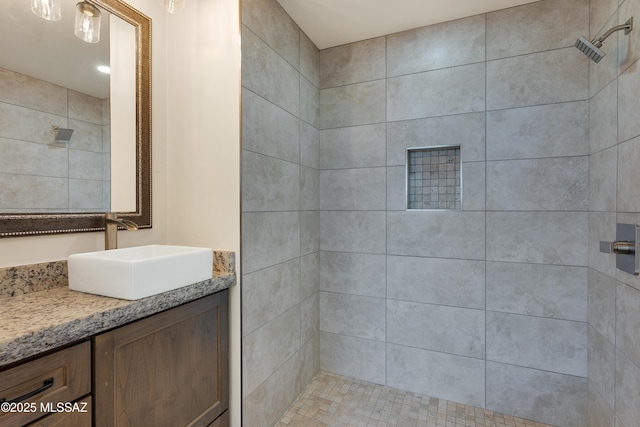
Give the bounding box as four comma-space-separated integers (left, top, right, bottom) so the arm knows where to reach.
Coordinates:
0, 272, 235, 368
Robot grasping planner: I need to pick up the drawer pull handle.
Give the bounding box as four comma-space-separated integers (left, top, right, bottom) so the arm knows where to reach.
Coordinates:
0, 377, 54, 404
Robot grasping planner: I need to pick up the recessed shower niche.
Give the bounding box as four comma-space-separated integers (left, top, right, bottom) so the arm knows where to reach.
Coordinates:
406, 146, 461, 210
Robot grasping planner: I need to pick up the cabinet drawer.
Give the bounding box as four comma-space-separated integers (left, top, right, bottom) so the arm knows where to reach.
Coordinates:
0, 341, 91, 427
25, 396, 92, 427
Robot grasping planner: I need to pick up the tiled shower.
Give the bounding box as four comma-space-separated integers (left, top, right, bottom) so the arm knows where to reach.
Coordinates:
241, 0, 640, 426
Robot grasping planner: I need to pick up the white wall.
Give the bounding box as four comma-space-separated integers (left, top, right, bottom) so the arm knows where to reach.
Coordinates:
164, 0, 241, 425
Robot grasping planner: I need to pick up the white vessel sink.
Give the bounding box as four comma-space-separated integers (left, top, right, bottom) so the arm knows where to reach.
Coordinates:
68, 245, 213, 300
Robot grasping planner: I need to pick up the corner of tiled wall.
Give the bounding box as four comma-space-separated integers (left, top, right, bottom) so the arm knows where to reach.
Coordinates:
240, 0, 320, 425
588, 0, 640, 426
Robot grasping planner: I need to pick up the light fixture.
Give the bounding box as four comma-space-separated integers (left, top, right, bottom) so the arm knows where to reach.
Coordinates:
162, 0, 186, 14
31, 0, 61, 21
74, 1, 101, 43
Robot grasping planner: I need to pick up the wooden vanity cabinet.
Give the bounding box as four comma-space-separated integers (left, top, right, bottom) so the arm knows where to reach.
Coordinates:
93, 290, 229, 427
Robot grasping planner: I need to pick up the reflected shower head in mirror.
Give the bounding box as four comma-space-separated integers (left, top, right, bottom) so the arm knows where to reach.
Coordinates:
575, 17, 633, 63
53, 126, 74, 142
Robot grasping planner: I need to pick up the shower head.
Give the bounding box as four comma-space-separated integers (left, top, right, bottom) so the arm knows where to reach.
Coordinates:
575, 36, 605, 63
52, 126, 74, 142
575, 17, 633, 63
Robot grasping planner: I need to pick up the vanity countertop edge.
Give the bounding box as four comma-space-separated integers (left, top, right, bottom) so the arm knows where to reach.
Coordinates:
0, 272, 235, 368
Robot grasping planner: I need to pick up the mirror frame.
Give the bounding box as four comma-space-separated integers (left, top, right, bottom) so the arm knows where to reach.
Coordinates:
0, 0, 151, 238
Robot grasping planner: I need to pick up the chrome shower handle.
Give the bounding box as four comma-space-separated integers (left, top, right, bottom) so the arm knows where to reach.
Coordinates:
600, 240, 635, 254
600, 223, 640, 275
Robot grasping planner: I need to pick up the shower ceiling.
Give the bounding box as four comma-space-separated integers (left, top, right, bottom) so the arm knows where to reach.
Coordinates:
276, 0, 542, 49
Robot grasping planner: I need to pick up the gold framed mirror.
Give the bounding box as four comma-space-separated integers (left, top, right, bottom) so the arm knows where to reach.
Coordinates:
0, 0, 151, 237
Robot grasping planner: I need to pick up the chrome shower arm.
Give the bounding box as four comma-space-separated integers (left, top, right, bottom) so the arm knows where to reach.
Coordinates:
593, 17, 633, 47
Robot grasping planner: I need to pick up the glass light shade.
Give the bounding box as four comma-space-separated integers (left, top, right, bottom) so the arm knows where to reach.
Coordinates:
162, 0, 186, 14
31, 0, 61, 21
74, 1, 101, 43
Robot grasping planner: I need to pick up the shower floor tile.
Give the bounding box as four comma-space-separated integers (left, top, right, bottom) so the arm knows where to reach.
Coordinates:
275, 371, 554, 427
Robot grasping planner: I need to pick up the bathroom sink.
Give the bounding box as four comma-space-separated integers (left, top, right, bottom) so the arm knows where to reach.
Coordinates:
68, 245, 213, 300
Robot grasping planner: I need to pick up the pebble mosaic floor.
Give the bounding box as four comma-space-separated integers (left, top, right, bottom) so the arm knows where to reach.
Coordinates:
275, 371, 555, 427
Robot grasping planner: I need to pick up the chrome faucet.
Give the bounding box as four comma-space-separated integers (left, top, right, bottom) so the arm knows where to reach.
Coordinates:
105, 212, 138, 250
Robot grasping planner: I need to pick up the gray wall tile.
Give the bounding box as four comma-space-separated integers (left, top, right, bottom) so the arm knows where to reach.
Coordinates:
242, 151, 300, 212
0, 68, 67, 115
242, 306, 301, 398
320, 167, 386, 210
590, 146, 617, 212
487, 0, 589, 59
486, 157, 588, 211
487, 48, 589, 110
615, 350, 640, 427
242, 259, 301, 336
387, 113, 485, 166
486, 101, 589, 160
386, 166, 406, 211
242, 212, 300, 274
616, 282, 640, 369
387, 256, 485, 309
461, 162, 486, 211
241, 0, 299, 69
387, 300, 485, 358
588, 384, 615, 427
486, 262, 588, 321
0, 103, 68, 144
242, 353, 300, 427
486, 212, 589, 266
486, 312, 587, 377
387, 63, 485, 122
320, 251, 386, 298
320, 211, 386, 253
589, 326, 616, 409
300, 122, 319, 169
320, 292, 385, 341
387, 344, 485, 408
387, 15, 485, 76
67, 90, 102, 124
300, 77, 319, 128
589, 80, 617, 154
300, 211, 319, 255
589, 268, 617, 342
319, 80, 386, 129
301, 293, 319, 345
486, 362, 587, 427
320, 124, 387, 169
320, 332, 386, 384
300, 333, 319, 389
301, 252, 319, 300
242, 88, 299, 163
387, 211, 485, 260
0, 174, 67, 210
242, 27, 299, 115
300, 31, 320, 87
618, 136, 640, 212
0, 137, 68, 178
320, 37, 386, 88
300, 166, 319, 211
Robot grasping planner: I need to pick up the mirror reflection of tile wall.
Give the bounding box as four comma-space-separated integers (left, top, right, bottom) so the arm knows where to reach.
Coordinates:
0, 67, 110, 213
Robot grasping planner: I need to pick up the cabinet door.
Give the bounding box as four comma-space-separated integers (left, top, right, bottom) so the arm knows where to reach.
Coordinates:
94, 291, 228, 427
